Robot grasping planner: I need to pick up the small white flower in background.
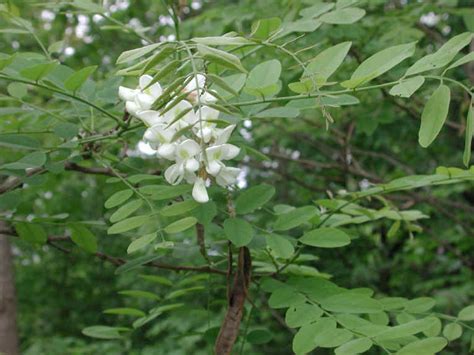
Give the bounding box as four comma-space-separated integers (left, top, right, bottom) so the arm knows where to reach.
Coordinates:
118, 73, 241, 203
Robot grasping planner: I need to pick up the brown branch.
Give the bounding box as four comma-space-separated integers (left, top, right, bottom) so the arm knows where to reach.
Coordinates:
4, 229, 226, 275
215, 247, 251, 355
195, 223, 210, 264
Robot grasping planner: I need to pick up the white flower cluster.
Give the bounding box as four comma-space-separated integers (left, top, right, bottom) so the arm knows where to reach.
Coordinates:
118, 74, 241, 203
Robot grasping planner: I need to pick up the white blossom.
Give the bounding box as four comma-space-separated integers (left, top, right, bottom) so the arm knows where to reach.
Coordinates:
118, 73, 241, 203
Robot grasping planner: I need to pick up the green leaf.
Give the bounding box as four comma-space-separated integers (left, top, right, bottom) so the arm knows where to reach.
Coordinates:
269, 287, 305, 309
118, 289, 159, 300
191, 36, 252, 46
103, 307, 145, 317
423, 317, 442, 337
300, 227, 351, 248
404, 297, 436, 313
0, 134, 37, 150
163, 217, 197, 234
397, 337, 447, 355
223, 218, 254, 247
72, 0, 104, 13
104, 190, 134, 209
375, 317, 436, 341
342, 42, 416, 88
116, 43, 161, 64
139, 274, 173, 286
443, 323, 462, 341
140, 45, 175, 74
20, 62, 58, 81
64, 65, 97, 92
15, 222, 47, 245
235, 184, 275, 214
447, 52, 474, 71
266, 234, 294, 259
82, 325, 122, 339
160, 200, 199, 217
245, 59, 281, 90
317, 329, 353, 348
2, 151, 47, 170
389, 76, 425, 98
251, 17, 281, 39
127, 233, 157, 254
273, 206, 318, 231
293, 318, 336, 354
319, 7, 365, 24
285, 303, 323, 328
304, 42, 352, 85
300, 3, 335, 18
418, 84, 450, 148
335, 338, 373, 354
320, 291, 382, 314
107, 215, 151, 234
458, 305, 474, 321
247, 329, 273, 344
464, 105, 473, 167
406, 32, 474, 76
70, 224, 97, 253
254, 107, 300, 118
197, 44, 247, 73
48, 40, 64, 54
139, 184, 191, 200
7, 82, 27, 98
109, 199, 143, 223
53, 122, 79, 139
115, 253, 163, 274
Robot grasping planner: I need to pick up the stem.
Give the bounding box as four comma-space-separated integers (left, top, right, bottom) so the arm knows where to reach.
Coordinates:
0, 74, 125, 127
229, 81, 400, 107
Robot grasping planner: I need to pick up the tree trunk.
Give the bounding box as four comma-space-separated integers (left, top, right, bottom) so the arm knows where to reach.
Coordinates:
214, 247, 251, 355
0, 228, 20, 355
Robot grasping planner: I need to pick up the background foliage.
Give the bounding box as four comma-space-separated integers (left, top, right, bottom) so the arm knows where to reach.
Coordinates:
0, 0, 473, 354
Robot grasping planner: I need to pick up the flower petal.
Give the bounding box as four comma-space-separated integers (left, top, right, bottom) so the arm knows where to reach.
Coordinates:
206, 145, 224, 161
206, 159, 222, 176
215, 125, 236, 145
185, 158, 200, 172
118, 86, 137, 101
136, 93, 154, 110
136, 110, 163, 127
148, 82, 162, 98
125, 101, 140, 115
216, 167, 240, 187
192, 177, 209, 203
201, 91, 218, 104
199, 105, 219, 121
185, 73, 206, 93
222, 144, 240, 160
139, 75, 153, 90
157, 143, 176, 160
177, 139, 201, 159
164, 163, 184, 185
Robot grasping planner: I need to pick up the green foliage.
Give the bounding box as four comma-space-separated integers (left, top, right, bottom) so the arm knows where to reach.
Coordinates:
1, 1, 473, 354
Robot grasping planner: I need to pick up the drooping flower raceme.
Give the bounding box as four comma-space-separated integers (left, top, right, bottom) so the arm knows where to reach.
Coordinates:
118, 74, 241, 203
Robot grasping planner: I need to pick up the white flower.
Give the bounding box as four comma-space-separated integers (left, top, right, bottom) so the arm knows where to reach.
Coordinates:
192, 177, 209, 203
214, 124, 236, 145
184, 74, 217, 105
204, 143, 240, 176
136, 110, 164, 127
216, 167, 240, 187
164, 139, 201, 185
134, 75, 162, 110
164, 100, 196, 129
143, 123, 177, 159
119, 75, 162, 115
193, 106, 220, 143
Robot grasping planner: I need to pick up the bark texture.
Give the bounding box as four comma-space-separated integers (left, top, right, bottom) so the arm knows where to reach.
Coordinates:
214, 247, 251, 355
0, 228, 19, 355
